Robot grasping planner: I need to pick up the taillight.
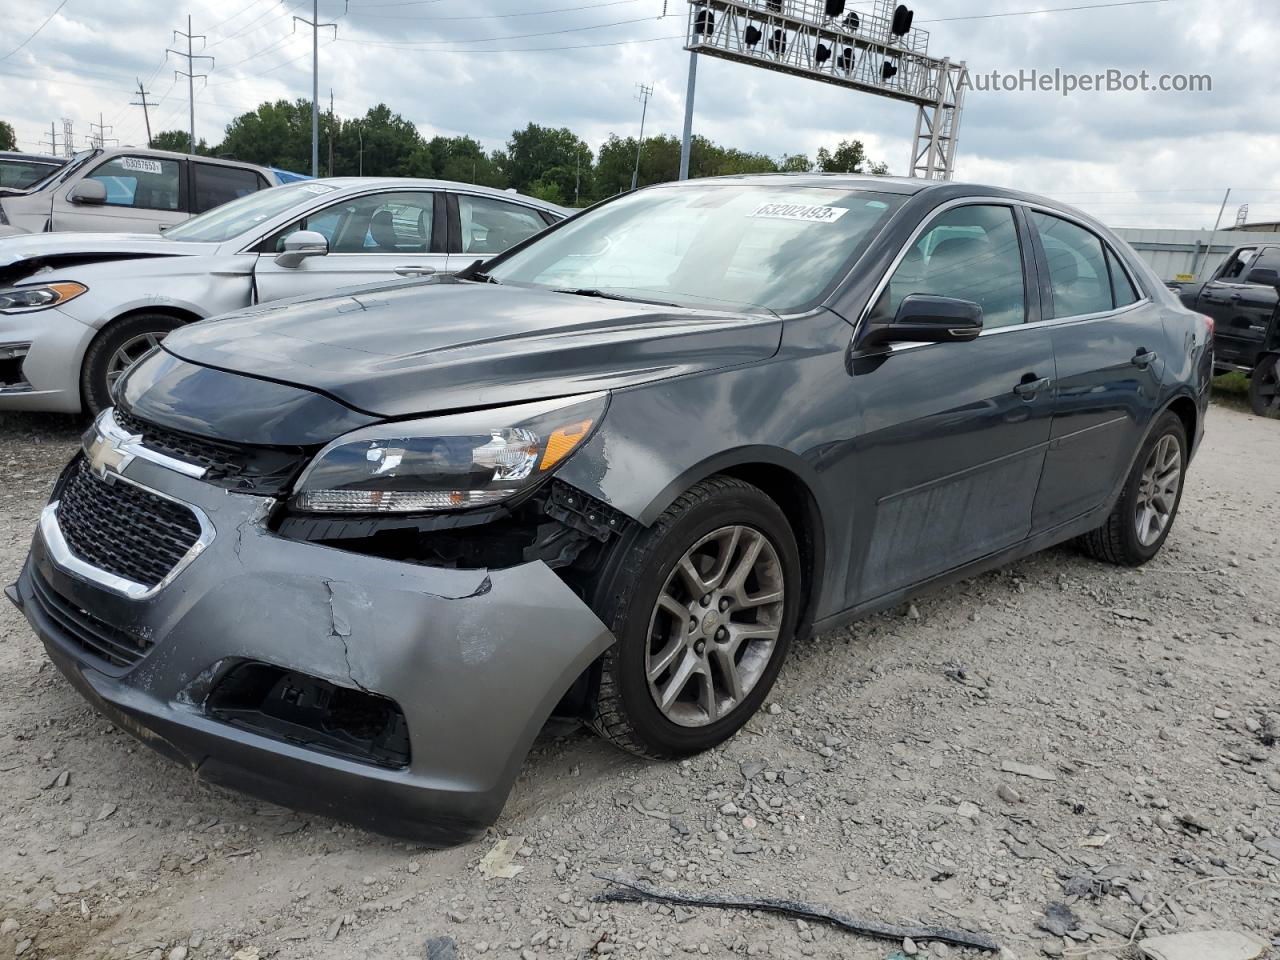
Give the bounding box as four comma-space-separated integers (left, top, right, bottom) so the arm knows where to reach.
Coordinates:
1199, 312, 1214, 337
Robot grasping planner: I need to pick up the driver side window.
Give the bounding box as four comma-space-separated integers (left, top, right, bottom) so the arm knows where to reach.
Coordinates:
873, 204, 1027, 329
267, 192, 436, 254
1218, 248, 1257, 281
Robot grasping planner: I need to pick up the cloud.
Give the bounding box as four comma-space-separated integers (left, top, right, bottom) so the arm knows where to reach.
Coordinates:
3, 0, 1279, 227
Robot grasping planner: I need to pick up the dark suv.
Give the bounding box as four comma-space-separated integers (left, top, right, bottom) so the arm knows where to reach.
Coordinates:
1177, 243, 1280, 416
9, 175, 1213, 843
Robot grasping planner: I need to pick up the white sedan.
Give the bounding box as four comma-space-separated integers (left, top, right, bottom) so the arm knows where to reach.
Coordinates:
0, 178, 568, 413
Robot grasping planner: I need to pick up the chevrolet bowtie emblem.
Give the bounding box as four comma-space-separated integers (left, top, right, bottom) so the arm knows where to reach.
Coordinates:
85, 420, 141, 480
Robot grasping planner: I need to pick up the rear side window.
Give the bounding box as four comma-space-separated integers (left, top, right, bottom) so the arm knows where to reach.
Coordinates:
1107, 247, 1139, 307
193, 163, 262, 214
1251, 247, 1280, 274
873, 204, 1027, 329
459, 195, 548, 254
1031, 212, 1113, 318
87, 156, 181, 211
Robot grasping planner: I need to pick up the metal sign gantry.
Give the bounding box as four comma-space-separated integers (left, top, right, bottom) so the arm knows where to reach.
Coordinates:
679, 0, 968, 180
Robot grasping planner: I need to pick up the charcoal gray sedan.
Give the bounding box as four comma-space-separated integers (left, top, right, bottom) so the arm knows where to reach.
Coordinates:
9, 174, 1212, 843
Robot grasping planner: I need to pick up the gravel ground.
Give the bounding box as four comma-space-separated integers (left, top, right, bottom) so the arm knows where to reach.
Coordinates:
1, 400, 1278, 960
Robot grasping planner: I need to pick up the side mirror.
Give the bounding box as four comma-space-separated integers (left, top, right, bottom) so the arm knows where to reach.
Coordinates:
68, 179, 107, 205
275, 230, 329, 268
1244, 267, 1280, 288
859, 294, 984, 349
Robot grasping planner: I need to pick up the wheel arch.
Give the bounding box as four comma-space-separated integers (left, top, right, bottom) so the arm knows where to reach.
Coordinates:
1162, 390, 1199, 456
79, 305, 203, 410
634, 446, 827, 639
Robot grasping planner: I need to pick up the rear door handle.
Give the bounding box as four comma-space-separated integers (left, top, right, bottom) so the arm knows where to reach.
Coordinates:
1013, 375, 1052, 399
1132, 349, 1159, 368
394, 265, 437, 277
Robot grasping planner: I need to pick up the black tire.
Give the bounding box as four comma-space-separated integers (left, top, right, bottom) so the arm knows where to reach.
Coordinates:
1248, 354, 1280, 418
586, 476, 802, 760
80, 313, 183, 415
1078, 411, 1188, 566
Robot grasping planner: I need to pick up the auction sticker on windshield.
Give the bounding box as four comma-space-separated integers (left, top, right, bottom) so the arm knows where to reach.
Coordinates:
121, 157, 164, 175
749, 202, 849, 223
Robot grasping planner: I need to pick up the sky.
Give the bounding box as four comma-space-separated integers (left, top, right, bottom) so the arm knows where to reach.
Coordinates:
2, 0, 1279, 229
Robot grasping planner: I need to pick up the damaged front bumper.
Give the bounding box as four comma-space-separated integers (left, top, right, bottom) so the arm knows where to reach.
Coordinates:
9, 452, 614, 844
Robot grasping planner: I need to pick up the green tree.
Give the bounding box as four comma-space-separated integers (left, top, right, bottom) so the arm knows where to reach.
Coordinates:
777, 153, 811, 173
217, 99, 317, 173
504, 123, 591, 201
815, 138, 887, 175
328, 104, 426, 178
151, 130, 211, 155
0, 121, 16, 151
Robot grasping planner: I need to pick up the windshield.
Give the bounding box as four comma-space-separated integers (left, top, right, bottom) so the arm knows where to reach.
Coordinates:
486, 183, 904, 313
163, 181, 338, 243
24, 149, 97, 193
0, 157, 64, 190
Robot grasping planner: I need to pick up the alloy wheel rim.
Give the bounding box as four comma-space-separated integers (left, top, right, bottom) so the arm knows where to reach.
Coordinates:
106, 332, 165, 389
645, 524, 785, 728
1134, 433, 1181, 547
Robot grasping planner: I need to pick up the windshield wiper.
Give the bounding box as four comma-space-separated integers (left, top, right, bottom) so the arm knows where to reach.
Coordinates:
455, 259, 500, 283
553, 287, 681, 308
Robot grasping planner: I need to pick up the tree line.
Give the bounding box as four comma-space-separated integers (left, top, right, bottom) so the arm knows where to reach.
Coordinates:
142, 99, 887, 206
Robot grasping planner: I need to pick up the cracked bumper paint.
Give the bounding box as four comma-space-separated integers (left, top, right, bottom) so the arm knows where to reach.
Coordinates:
10, 455, 615, 844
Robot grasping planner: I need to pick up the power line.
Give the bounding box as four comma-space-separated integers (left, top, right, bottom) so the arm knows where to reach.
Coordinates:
921, 0, 1183, 23
1, 0, 71, 62
345, 0, 639, 20
333, 13, 662, 47
131, 79, 157, 147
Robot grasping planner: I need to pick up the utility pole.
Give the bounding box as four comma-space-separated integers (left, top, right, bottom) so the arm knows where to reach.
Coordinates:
132, 78, 156, 148
327, 88, 335, 177
631, 83, 653, 192
294, 2, 339, 178
1194, 188, 1231, 281
89, 113, 115, 150
168, 15, 213, 154
357, 123, 363, 176
575, 149, 581, 205
678, 51, 697, 180
42, 122, 58, 156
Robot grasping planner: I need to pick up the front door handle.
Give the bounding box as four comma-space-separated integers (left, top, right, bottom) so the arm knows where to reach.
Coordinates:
1013, 375, 1052, 399
1132, 349, 1159, 368
394, 265, 437, 277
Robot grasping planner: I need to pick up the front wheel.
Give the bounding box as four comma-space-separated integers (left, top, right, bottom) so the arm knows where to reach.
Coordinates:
587, 476, 801, 759
1248, 354, 1280, 418
1078, 411, 1188, 566
80, 313, 183, 416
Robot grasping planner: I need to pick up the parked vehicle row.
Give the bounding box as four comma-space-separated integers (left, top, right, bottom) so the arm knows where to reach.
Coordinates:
5, 173, 1213, 843
0, 146, 285, 237
0, 178, 567, 413
1175, 243, 1280, 417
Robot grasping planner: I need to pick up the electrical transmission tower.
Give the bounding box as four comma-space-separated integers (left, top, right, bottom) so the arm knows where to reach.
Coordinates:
132, 78, 157, 148
631, 83, 654, 192
41, 122, 59, 156
89, 113, 117, 149
168, 16, 213, 153
294, 2, 340, 178
61, 118, 74, 157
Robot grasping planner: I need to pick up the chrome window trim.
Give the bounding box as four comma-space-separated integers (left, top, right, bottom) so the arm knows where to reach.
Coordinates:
1023, 204, 1151, 315
236, 185, 444, 255
855, 195, 1154, 344
39, 474, 215, 602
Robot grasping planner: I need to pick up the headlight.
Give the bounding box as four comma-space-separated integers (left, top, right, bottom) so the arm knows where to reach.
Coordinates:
0, 282, 88, 313
292, 392, 607, 513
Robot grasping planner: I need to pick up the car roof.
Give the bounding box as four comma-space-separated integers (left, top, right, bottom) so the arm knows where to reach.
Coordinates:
654, 173, 1119, 234
101, 146, 271, 172
309, 177, 568, 213
0, 151, 67, 164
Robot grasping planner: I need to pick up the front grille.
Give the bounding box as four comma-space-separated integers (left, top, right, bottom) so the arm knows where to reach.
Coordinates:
58, 458, 202, 589
29, 568, 149, 669
113, 406, 309, 496
114, 406, 243, 477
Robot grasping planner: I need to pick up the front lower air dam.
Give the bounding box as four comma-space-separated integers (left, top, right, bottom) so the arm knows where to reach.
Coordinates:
9, 452, 616, 844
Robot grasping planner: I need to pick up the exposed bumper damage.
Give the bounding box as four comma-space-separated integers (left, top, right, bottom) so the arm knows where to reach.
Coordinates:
9, 454, 615, 844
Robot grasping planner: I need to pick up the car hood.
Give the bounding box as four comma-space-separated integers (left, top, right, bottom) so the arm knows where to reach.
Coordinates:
0, 232, 216, 276
162, 280, 783, 419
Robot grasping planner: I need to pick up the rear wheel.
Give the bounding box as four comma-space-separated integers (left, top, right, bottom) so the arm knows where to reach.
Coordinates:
1078, 411, 1187, 566
1249, 354, 1280, 418
587, 476, 801, 759
80, 313, 183, 415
